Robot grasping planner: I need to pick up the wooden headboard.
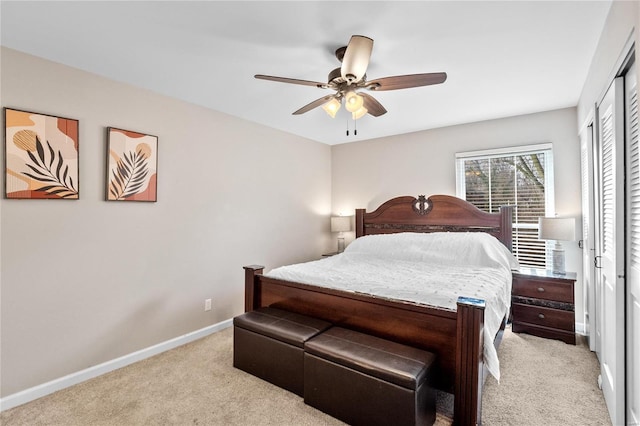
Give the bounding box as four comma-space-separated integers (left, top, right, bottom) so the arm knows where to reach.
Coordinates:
355, 194, 513, 251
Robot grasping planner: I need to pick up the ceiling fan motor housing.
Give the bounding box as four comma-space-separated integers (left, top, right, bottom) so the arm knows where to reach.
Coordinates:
328, 68, 342, 84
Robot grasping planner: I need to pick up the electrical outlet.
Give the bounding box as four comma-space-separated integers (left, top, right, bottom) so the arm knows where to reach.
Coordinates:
204, 299, 212, 311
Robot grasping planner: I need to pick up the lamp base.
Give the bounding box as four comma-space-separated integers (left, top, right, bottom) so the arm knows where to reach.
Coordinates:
337, 237, 345, 253
550, 242, 565, 275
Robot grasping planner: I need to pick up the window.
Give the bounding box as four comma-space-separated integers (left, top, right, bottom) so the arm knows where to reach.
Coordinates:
456, 144, 554, 268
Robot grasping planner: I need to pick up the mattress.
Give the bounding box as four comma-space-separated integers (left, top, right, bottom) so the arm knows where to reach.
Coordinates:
265, 232, 519, 381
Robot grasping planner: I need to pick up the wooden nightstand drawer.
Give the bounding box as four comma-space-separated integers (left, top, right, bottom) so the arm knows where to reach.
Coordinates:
512, 276, 573, 303
511, 268, 577, 345
511, 303, 574, 332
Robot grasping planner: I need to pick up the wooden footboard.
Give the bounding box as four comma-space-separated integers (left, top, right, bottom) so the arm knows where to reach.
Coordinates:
243, 265, 486, 426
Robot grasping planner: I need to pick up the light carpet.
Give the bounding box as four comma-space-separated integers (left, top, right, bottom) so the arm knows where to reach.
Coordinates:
1, 326, 611, 425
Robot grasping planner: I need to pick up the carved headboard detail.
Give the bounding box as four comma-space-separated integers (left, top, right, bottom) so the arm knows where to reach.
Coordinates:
355, 194, 513, 251
411, 195, 433, 216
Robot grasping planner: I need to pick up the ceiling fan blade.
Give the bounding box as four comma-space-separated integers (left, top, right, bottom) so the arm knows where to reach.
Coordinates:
255, 74, 327, 88
367, 72, 447, 91
360, 93, 387, 117
292, 94, 336, 115
341, 35, 373, 84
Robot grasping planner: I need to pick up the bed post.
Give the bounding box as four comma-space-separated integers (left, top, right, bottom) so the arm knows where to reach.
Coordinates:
499, 205, 513, 251
243, 265, 264, 312
355, 208, 365, 237
454, 296, 485, 426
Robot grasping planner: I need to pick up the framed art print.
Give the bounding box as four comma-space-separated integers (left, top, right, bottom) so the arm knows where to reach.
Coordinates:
4, 108, 79, 199
106, 127, 158, 202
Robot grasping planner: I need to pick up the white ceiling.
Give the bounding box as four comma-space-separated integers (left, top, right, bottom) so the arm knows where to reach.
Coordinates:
1, 1, 612, 145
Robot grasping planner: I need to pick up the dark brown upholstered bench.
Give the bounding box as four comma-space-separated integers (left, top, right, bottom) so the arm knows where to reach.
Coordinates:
304, 327, 437, 426
233, 307, 331, 396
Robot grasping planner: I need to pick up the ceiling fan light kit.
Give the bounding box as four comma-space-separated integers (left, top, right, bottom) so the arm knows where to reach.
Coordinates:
255, 34, 447, 125
322, 97, 341, 118
344, 91, 365, 112
352, 106, 368, 120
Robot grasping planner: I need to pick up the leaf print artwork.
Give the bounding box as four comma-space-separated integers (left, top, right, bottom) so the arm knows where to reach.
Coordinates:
4, 108, 79, 199
106, 128, 157, 202
109, 144, 151, 200
22, 136, 78, 198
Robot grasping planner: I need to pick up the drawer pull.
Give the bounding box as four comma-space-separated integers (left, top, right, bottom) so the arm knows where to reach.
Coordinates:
537, 287, 545, 292
538, 313, 545, 319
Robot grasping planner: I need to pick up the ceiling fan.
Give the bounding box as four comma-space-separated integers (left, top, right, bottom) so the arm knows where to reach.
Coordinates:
255, 35, 447, 120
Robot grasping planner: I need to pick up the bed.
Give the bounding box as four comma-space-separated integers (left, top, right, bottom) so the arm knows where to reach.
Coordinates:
243, 194, 514, 425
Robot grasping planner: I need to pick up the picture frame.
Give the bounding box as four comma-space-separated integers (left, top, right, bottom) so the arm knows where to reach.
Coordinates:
4, 107, 80, 199
106, 127, 158, 202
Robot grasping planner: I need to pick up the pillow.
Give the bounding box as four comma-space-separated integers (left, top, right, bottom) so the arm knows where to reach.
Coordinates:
344, 232, 519, 271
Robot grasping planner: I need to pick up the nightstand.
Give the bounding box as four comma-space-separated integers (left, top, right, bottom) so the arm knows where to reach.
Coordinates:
511, 268, 577, 345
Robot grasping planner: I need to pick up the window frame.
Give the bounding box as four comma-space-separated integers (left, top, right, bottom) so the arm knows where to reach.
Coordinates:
455, 143, 555, 268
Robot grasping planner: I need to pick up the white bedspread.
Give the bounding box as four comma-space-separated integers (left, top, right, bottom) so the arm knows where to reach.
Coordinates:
265, 232, 519, 381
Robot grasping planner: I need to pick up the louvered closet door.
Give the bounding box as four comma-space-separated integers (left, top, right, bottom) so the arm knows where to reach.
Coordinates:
597, 77, 625, 426
626, 62, 640, 426
580, 124, 597, 351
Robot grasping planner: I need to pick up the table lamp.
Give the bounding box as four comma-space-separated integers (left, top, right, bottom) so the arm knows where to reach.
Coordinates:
331, 216, 351, 253
538, 217, 576, 275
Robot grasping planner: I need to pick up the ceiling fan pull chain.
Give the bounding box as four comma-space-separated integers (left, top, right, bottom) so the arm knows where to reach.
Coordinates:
346, 117, 349, 136
354, 118, 357, 136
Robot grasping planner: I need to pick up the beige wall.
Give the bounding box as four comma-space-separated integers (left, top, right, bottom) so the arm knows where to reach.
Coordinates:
0, 47, 332, 397
331, 107, 584, 318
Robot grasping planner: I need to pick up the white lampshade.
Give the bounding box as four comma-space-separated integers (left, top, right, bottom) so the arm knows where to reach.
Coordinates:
331, 216, 351, 232
345, 91, 364, 113
352, 106, 368, 120
538, 217, 576, 241
322, 98, 341, 118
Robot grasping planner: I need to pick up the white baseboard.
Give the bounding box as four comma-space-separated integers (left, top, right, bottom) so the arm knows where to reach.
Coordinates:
576, 321, 587, 336
0, 319, 232, 412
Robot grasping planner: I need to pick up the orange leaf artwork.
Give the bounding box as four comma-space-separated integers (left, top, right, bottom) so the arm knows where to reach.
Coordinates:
107, 127, 157, 202
4, 108, 79, 199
